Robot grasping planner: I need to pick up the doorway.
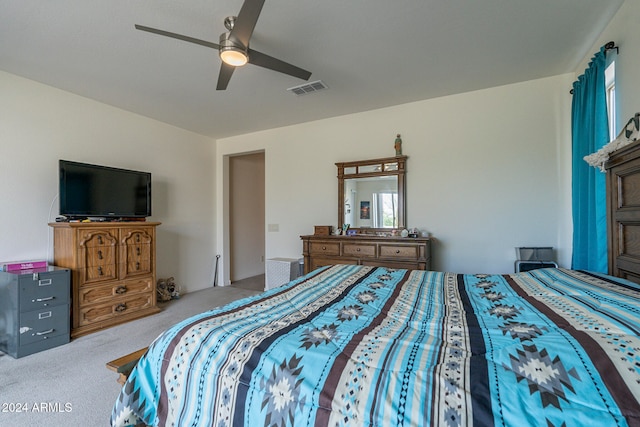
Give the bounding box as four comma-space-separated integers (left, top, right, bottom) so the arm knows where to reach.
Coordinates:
229, 151, 265, 284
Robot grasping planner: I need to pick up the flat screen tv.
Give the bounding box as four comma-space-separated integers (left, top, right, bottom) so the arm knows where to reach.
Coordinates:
59, 160, 151, 219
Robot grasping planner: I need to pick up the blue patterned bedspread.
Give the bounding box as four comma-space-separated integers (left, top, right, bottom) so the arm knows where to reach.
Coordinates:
111, 265, 640, 426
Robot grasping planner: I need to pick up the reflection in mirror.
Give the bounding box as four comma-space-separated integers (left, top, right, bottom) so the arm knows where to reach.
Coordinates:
344, 176, 398, 228
337, 156, 407, 233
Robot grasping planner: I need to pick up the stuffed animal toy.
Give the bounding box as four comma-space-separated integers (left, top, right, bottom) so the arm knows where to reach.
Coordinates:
157, 277, 180, 301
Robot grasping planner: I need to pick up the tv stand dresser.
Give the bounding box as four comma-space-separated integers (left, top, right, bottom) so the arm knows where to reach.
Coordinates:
49, 221, 161, 338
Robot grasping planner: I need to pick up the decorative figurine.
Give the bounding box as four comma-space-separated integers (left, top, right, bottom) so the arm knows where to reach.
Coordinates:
394, 134, 402, 156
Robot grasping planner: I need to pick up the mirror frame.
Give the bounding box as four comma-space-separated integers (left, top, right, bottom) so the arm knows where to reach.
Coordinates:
336, 155, 407, 233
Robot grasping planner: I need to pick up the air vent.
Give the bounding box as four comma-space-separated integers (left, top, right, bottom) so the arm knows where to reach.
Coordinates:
287, 80, 328, 95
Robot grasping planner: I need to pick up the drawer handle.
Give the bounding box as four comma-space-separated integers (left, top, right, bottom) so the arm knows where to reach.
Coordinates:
322, 246, 326, 250
396, 250, 401, 254
136, 247, 141, 256
115, 303, 127, 312
136, 262, 140, 270
98, 266, 104, 276
32, 296, 54, 303
33, 329, 54, 337
98, 250, 103, 260
98, 236, 103, 244
115, 286, 127, 294
356, 248, 361, 252
136, 235, 141, 243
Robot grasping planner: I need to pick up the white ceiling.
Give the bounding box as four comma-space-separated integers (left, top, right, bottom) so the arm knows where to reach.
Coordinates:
0, 0, 624, 139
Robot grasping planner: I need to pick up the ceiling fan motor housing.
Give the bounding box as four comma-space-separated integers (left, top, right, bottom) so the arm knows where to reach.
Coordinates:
219, 32, 248, 66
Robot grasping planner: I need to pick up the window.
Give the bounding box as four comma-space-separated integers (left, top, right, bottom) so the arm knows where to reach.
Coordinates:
605, 60, 616, 141
372, 192, 398, 228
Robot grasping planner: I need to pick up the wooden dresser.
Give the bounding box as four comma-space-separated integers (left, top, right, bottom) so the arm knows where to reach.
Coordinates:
301, 234, 431, 274
49, 222, 161, 337
605, 140, 640, 283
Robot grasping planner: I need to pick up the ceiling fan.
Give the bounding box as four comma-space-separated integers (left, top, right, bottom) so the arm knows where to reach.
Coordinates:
135, 0, 312, 90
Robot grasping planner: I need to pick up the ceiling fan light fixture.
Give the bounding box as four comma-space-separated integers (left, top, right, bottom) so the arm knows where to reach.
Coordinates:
220, 47, 248, 66
219, 32, 248, 66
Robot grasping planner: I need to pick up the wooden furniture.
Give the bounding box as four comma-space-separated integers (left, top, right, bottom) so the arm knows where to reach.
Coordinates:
337, 155, 407, 232
107, 347, 148, 385
300, 234, 431, 274
49, 222, 161, 337
0, 266, 70, 358
606, 140, 640, 283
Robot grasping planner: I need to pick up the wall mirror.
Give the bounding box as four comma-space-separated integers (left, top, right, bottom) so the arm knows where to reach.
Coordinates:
337, 155, 406, 233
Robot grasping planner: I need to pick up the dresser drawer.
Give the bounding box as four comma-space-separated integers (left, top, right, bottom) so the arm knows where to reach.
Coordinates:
82, 264, 118, 284
121, 229, 153, 246
122, 259, 152, 276
343, 243, 376, 258
19, 304, 69, 346
78, 229, 117, 248
379, 244, 419, 260
78, 278, 153, 305
121, 247, 152, 276
18, 270, 70, 311
309, 242, 340, 256
310, 257, 358, 272
83, 245, 116, 267
361, 260, 420, 270
77, 293, 154, 326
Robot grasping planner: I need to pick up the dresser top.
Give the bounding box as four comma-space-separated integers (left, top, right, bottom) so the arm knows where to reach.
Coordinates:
49, 221, 161, 228
300, 234, 430, 243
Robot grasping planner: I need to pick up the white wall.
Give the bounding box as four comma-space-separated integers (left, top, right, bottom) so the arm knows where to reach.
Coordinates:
0, 71, 216, 293
216, 73, 574, 283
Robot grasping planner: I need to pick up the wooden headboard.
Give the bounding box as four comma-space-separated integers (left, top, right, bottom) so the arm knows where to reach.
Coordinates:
605, 139, 640, 283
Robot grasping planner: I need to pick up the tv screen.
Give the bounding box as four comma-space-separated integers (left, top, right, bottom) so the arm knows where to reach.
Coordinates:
59, 160, 151, 219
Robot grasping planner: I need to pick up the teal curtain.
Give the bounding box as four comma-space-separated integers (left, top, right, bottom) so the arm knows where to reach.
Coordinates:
571, 46, 609, 272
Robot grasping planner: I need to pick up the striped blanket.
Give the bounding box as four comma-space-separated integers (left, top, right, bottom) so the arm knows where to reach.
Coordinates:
111, 265, 640, 426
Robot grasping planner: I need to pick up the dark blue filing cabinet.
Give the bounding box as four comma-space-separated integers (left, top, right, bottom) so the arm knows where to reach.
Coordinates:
0, 266, 70, 358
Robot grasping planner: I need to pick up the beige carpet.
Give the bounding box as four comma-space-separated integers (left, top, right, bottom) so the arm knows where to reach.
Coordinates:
0, 284, 260, 427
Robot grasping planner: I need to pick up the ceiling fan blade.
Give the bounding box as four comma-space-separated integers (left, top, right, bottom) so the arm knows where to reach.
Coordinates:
216, 62, 235, 90
135, 24, 220, 50
248, 49, 312, 81
230, 0, 265, 47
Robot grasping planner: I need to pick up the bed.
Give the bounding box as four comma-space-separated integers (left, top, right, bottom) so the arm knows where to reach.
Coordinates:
111, 264, 640, 426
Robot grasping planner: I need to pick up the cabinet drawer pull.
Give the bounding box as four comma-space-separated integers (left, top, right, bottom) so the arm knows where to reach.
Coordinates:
115, 286, 127, 294
396, 250, 401, 254
356, 248, 361, 252
136, 235, 141, 243
136, 247, 141, 256
98, 266, 103, 276
136, 262, 140, 270
38, 279, 52, 286
31, 297, 56, 307
98, 236, 103, 244
322, 246, 327, 250
98, 250, 103, 259
34, 329, 54, 336
115, 303, 127, 312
